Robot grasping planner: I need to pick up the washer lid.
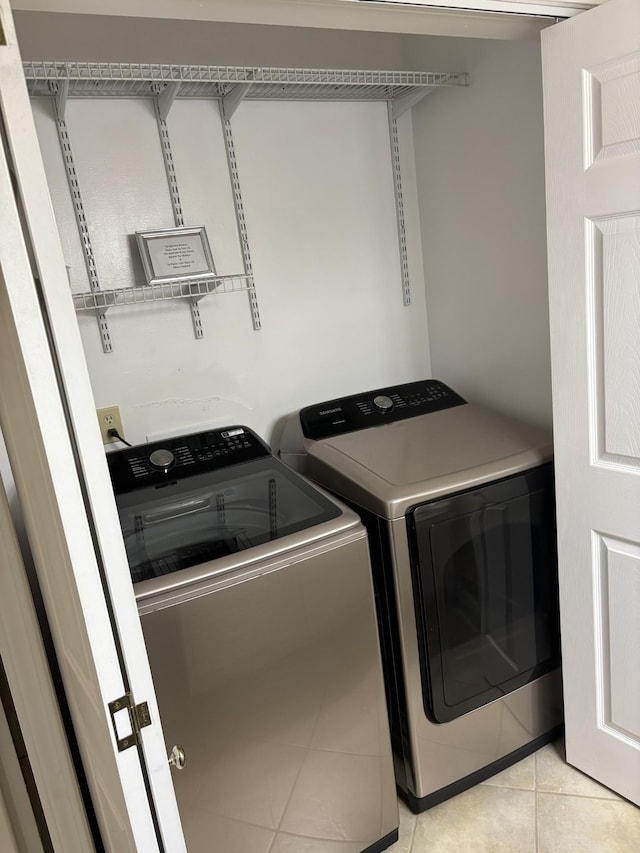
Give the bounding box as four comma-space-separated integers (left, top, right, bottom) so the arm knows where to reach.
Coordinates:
107, 426, 360, 592
306, 404, 553, 518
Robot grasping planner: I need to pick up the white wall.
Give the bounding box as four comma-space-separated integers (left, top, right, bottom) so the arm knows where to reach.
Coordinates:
20, 10, 553, 444
12, 11, 435, 69
409, 35, 553, 429
31, 91, 430, 446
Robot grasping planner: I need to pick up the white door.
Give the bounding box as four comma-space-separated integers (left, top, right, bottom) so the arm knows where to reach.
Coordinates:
0, 3, 186, 850
542, 0, 640, 805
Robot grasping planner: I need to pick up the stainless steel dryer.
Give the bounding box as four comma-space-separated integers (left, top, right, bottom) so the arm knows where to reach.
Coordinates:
279, 380, 563, 813
108, 425, 398, 853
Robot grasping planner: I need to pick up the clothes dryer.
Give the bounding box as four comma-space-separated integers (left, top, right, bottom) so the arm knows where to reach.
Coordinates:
279, 380, 563, 812
108, 425, 398, 852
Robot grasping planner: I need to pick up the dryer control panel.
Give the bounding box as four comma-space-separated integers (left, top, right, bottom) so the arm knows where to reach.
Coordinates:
300, 380, 466, 440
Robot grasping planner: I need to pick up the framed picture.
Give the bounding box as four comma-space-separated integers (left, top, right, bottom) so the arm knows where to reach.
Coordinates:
135, 226, 215, 285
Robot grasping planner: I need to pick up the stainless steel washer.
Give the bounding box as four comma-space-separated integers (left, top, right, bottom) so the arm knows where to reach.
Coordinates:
108, 425, 398, 853
279, 380, 563, 812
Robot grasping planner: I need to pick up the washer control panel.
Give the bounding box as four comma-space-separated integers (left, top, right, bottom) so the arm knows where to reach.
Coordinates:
108, 426, 270, 494
300, 380, 466, 440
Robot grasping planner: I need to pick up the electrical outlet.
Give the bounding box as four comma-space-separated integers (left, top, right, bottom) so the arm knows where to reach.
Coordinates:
97, 406, 125, 445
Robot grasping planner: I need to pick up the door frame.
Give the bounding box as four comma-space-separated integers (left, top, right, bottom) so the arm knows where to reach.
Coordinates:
0, 2, 185, 849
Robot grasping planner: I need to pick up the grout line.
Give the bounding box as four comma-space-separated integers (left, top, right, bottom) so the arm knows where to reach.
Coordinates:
407, 807, 417, 853
267, 686, 329, 852
536, 789, 623, 803
534, 749, 539, 852
482, 782, 536, 792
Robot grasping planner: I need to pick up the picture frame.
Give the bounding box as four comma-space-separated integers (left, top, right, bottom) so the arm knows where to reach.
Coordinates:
135, 225, 215, 286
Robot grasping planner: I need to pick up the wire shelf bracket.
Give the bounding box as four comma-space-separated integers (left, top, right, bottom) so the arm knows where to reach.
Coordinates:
390, 87, 435, 122
156, 81, 181, 121
222, 79, 255, 121
54, 78, 69, 120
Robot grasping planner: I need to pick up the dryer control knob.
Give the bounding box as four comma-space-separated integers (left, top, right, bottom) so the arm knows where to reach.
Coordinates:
149, 448, 175, 470
373, 395, 394, 413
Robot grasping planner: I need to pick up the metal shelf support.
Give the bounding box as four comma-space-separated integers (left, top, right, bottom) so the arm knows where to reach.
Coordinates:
388, 103, 411, 307
153, 86, 204, 340
49, 81, 113, 353
220, 105, 261, 331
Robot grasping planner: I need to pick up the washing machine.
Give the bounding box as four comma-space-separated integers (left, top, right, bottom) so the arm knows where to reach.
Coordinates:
279, 380, 564, 813
107, 425, 398, 853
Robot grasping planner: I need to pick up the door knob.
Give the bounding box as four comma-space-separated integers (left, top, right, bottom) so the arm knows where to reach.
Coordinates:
168, 744, 186, 771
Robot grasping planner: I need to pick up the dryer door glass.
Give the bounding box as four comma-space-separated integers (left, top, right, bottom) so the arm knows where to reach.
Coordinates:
408, 463, 560, 723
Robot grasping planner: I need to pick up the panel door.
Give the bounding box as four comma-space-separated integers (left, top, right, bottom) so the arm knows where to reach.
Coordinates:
542, 0, 640, 804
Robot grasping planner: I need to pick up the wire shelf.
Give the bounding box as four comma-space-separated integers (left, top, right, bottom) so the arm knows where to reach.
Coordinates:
24, 62, 469, 101
72, 275, 251, 312
30, 61, 470, 343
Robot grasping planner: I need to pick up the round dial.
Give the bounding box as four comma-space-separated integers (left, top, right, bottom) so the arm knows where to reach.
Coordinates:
149, 448, 175, 470
373, 395, 394, 413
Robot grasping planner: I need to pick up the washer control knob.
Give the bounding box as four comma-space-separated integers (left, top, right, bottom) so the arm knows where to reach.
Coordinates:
373, 395, 394, 413
149, 448, 175, 470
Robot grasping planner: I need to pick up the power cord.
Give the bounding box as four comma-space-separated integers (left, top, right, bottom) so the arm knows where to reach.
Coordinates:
107, 428, 132, 447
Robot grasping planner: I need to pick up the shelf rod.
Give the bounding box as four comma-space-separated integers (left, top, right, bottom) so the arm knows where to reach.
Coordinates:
221, 81, 255, 121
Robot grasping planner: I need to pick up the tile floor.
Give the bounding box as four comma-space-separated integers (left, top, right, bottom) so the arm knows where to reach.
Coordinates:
387, 738, 640, 853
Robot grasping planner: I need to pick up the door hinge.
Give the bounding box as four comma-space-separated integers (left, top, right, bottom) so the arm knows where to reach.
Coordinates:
109, 693, 152, 752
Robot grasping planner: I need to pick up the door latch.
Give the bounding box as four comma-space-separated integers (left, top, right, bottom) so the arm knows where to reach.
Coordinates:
108, 693, 152, 752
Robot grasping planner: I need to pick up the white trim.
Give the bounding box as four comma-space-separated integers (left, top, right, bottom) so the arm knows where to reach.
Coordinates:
8, 0, 583, 39
352, 1, 602, 17
9, 0, 605, 16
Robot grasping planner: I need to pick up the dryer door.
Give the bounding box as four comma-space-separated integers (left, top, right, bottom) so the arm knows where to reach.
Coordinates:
408, 463, 560, 724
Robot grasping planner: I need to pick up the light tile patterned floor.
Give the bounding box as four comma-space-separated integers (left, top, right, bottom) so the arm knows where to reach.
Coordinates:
388, 739, 640, 853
